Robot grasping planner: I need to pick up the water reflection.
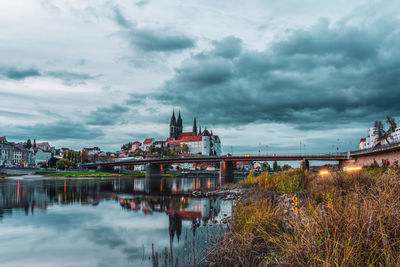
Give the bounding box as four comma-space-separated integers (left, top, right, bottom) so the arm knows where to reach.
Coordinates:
0, 176, 231, 266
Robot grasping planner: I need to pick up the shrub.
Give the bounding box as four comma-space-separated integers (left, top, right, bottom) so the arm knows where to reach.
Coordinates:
56, 159, 74, 170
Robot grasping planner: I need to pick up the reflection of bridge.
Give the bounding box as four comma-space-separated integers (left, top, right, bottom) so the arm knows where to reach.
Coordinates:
83, 154, 348, 182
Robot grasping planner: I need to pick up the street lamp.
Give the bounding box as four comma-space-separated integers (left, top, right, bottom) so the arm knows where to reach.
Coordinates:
300, 141, 302, 155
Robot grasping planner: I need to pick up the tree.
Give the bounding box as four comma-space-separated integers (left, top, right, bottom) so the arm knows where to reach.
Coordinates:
282, 164, 291, 171
273, 161, 279, 172
25, 139, 32, 149
374, 116, 398, 146
81, 149, 88, 162
48, 157, 58, 168
121, 142, 133, 152
374, 121, 386, 142
67, 150, 73, 161
178, 143, 189, 154
57, 159, 74, 170
386, 116, 397, 134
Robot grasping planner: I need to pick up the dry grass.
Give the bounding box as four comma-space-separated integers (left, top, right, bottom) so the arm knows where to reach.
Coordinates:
210, 168, 400, 266
208, 190, 283, 266
240, 170, 306, 193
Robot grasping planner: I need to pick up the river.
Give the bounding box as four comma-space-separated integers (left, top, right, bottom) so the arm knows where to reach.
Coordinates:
0, 176, 233, 266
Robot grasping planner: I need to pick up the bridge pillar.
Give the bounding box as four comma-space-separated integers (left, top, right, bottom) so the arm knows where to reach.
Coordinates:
219, 161, 234, 184
300, 159, 309, 170
145, 163, 162, 193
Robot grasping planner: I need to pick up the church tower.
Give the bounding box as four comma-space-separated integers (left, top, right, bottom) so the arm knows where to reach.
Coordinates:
170, 110, 177, 138
177, 111, 183, 136
193, 117, 197, 135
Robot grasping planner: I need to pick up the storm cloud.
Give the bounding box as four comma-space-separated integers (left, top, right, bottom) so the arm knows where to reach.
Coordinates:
0, 66, 40, 80
113, 7, 195, 53
14, 120, 104, 140
0, 66, 96, 84
137, 15, 400, 130
86, 104, 129, 126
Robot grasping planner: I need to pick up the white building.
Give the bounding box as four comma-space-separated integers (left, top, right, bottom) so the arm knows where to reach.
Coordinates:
361, 126, 400, 150
141, 138, 154, 151
0, 137, 13, 166
392, 127, 400, 143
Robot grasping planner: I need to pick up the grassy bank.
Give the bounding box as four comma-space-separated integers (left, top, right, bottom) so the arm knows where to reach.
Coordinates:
209, 167, 400, 266
48, 171, 122, 177
35, 171, 58, 175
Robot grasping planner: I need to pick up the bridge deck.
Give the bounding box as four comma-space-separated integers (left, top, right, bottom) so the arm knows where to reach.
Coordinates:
83, 154, 347, 168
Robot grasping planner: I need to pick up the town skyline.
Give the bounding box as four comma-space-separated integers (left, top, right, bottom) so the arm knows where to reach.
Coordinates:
1, 0, 400, 154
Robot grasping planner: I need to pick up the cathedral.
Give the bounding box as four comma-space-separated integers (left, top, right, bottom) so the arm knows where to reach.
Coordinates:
167, 110, 221, 156
169, 110, 198, 139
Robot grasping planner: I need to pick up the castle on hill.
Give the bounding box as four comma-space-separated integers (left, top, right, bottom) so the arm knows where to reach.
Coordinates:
127, 110, 222, 156
167, 110, 221, 156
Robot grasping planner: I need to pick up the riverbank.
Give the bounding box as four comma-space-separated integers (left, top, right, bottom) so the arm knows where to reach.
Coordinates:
208, 167, 400, 266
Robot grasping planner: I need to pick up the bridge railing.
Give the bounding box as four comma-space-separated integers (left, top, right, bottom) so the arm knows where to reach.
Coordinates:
349, 139, 400, 155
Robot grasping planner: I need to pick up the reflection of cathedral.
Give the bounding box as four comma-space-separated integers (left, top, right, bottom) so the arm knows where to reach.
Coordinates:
168, 214, 182, 242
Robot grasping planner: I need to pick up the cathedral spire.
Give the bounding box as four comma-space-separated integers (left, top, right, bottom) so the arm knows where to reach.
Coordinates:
170, 110, 176, 125
177, 110, 183, 135
170, 109, 178, 138
193, 117, 197, 135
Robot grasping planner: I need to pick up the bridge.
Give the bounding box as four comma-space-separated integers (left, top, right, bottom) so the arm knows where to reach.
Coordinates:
83, 153, 348, 184
82, 141, 400, 186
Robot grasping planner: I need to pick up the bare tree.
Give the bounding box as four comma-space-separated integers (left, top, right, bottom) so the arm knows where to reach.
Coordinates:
386, 116, 397, 134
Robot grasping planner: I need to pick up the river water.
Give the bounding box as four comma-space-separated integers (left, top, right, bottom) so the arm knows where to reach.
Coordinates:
0, 176, 233, 266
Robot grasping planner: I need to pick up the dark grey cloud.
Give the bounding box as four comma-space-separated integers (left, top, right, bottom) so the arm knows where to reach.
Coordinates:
113, 7, 195, 53
134, 0, 149, 7
211, 36, 242, 59
0, 66, 96, 84
86, 104, 129, 126
0, 66, 40, 80
12, 120, 104, 140
45, 71, 97, 85
130, 15, 400, 130
0, 110, 36, 118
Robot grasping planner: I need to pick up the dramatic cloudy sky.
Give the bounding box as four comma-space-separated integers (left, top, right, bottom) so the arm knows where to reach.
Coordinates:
1, 0, 399, 154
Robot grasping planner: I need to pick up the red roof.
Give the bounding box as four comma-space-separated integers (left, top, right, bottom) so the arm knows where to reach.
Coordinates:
166, 137, 174, 142
132, 141, 141, 145
0, 137, 5, 142
166, 210, 202, 220
177, 132, 194, 139
42, 147, 54, 153
360, 138, 366, 142
37, 142, 49, 146
143, 138, 154, 144
168, 135, 202, 143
